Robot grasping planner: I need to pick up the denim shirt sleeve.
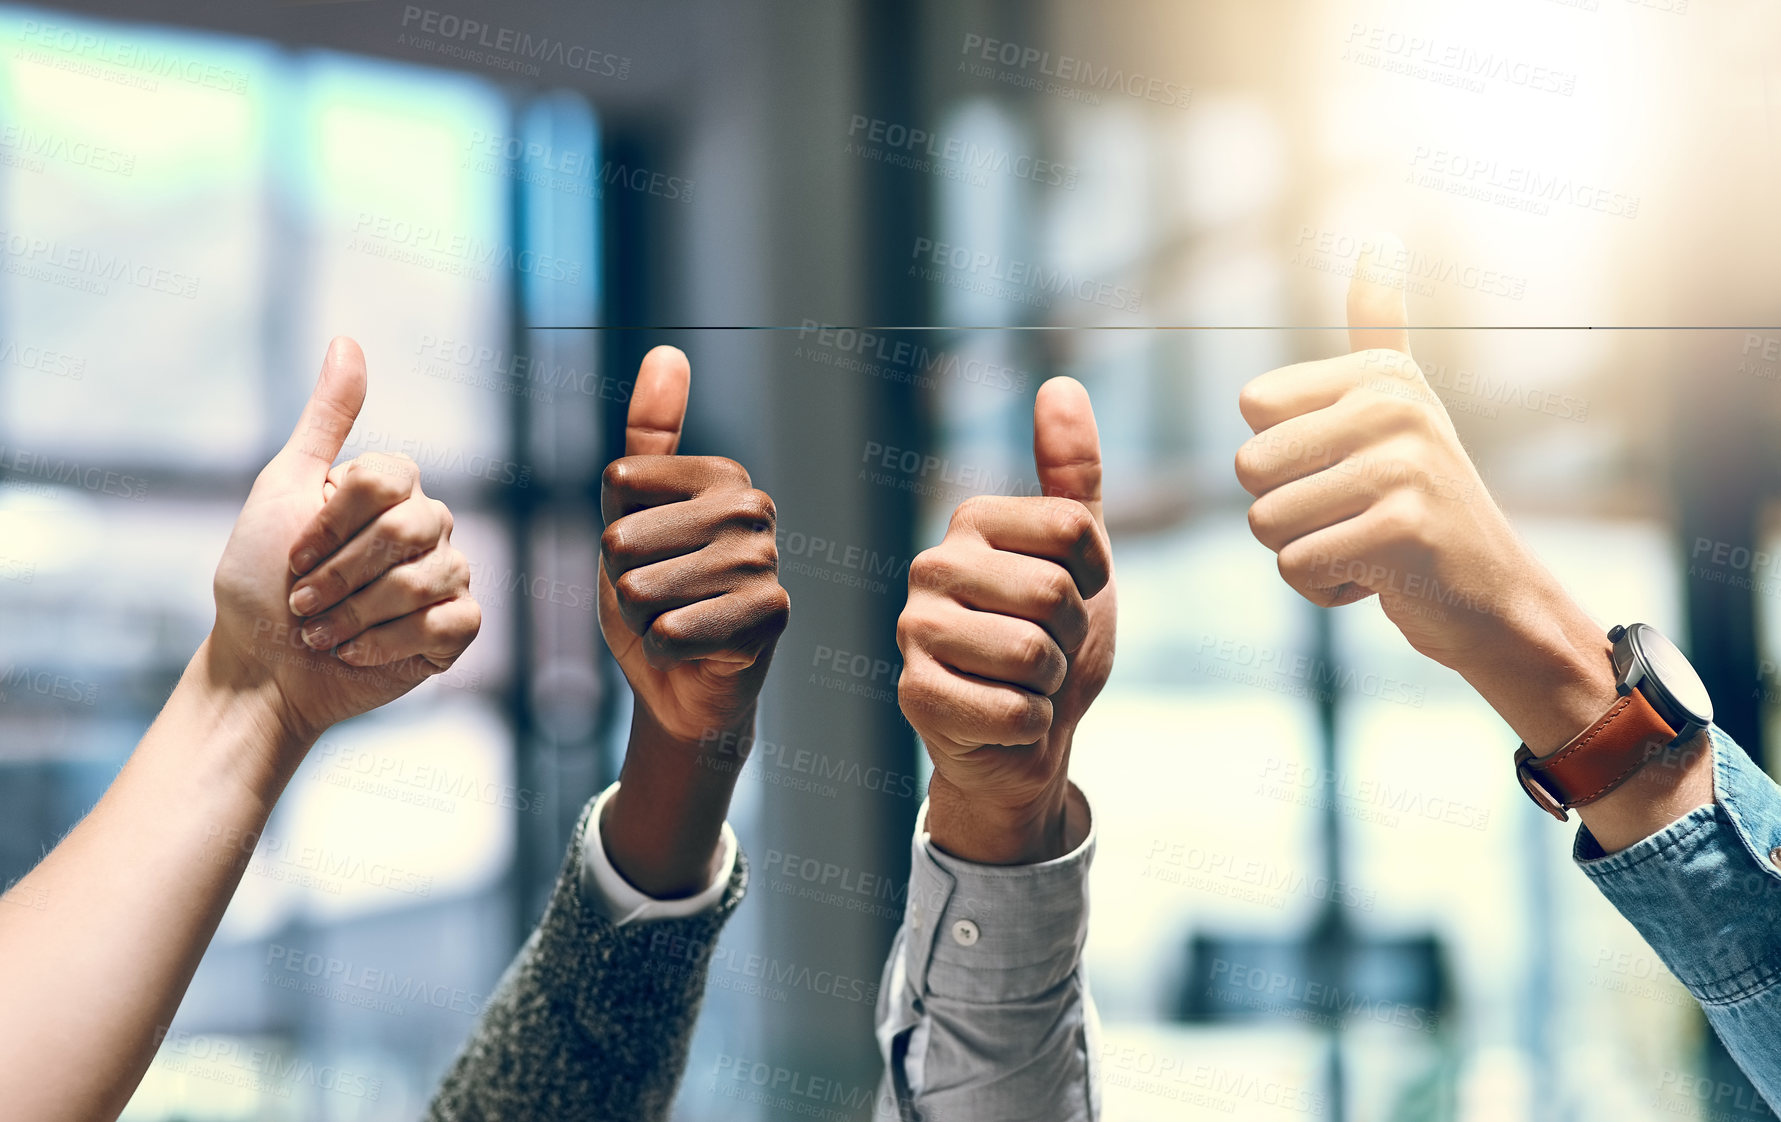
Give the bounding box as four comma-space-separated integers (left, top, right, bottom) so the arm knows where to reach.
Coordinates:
1575, 726, 1781, 1110
873, 789, 1100, 1122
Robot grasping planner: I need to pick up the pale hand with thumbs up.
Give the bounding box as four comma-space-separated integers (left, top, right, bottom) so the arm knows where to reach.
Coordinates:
1234, 238, 1638, 776
897, 377, 1117, 865
208, 337, 482, 756
596, 346, 791, 896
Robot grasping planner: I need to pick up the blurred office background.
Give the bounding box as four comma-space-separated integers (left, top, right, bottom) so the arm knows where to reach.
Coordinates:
0, 0, 1778, 1119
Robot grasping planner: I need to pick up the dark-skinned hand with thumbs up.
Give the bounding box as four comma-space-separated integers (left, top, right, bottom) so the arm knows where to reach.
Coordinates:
0, 337, 481, 1122
896, 376, 1116, 865
595, 345, 791, 898
1235, 237, 1710, 852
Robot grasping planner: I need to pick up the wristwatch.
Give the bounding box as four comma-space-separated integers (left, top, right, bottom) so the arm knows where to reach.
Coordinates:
1514, 623, 1713, 822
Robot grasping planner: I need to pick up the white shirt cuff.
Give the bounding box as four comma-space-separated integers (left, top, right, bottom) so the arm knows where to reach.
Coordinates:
578, 781, 738, 927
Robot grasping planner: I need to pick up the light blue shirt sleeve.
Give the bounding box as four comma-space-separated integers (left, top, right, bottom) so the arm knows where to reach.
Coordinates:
874, 789, 1100, 1122
1575, 726, 1781, 1110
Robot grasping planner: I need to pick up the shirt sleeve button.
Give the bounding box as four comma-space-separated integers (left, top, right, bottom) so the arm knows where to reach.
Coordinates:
950, 919, 980, 947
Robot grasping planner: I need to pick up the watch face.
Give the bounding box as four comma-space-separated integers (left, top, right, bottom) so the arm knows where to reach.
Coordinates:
1631, 624, 1714, 726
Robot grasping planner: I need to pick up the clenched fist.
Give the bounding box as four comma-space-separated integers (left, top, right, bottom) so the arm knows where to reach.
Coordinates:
897, 377, 1116, 864
597, 346, 790, 895
210, 338, 481, 752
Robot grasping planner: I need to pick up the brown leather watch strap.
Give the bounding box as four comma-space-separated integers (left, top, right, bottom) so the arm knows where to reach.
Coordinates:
1514, 690, 1678, 822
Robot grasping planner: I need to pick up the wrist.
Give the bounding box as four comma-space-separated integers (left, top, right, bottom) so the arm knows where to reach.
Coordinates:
175, 637, 317, 803
601, 704, 751, 898
926, 772, 1085, 865
1447, 584, 1619, 754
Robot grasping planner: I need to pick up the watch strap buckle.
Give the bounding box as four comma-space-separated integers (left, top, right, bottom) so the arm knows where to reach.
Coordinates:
1514, 745, 1571, 822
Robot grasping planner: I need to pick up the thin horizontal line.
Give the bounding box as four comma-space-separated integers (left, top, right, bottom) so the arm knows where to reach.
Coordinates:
522, 324, 1781, 332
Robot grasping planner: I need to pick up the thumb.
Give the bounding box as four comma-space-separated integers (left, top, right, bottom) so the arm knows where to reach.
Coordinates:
280, 336, 367, 476
1033, 376, 1103, 529
624, 345, 691, 456
1346, 233, 1413, 356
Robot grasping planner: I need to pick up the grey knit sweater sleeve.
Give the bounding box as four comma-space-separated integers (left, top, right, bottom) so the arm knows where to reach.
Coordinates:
425, 796, 749, 1122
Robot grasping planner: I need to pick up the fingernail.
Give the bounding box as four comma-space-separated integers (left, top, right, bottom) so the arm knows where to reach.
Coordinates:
291, 549, 318, 575
337, 642, 363, 665
289, 587, 321, 617
302, 623, 332, 650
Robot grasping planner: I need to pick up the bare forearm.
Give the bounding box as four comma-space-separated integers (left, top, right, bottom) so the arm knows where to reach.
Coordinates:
0, 639, 307, 1122
600, 705, 748, 899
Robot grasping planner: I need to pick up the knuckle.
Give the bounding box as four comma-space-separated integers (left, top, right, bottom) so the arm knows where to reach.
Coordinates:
1247, 499, 1281, 547
319, 563, 354, 603
993, 690, 1050, 742
601, 458, 635, 496
649, 611, 694, 654
1035, 568, 1074, 616
1237, 379, 1271, 426
760, 585, 791, 630
1233, 440, 1266, 488
614, 567, 653, 605
395, 509, 436, 551
432, 499, 454, 536
1047, 500, 1094, 546
738, 488, 776, 527
713, 457, 752, 487
907, 548, 952, 592
600, 521, 630, 563
950, 495, 991, 531
1014, 630, 1064, 687
745, 533, 780, 575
